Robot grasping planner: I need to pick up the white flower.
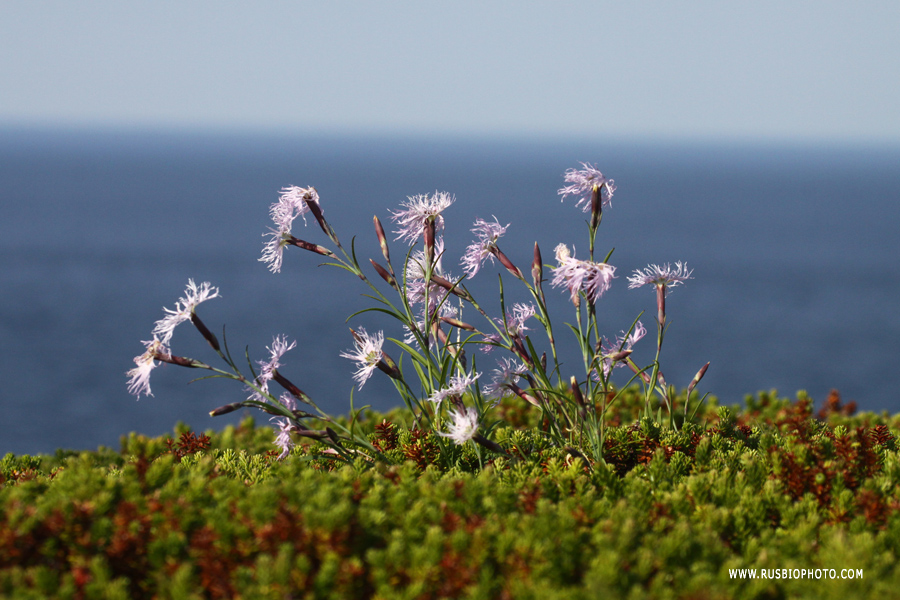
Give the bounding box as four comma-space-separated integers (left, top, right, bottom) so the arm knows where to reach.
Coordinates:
427, 371, 481, 407
152, 280, 220, 346
438, 406, 480, 445
126, 338, 167, 398
339, 327, 385, 390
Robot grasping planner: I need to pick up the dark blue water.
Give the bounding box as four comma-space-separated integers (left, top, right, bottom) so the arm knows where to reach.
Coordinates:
2, 127, 899, 455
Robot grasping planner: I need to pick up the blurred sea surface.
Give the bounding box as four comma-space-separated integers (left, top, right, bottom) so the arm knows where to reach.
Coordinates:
2, 128, 899, 454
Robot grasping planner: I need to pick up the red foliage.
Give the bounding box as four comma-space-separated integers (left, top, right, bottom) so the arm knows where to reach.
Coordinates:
402, 427, 440, 470
372, 419, 399, 452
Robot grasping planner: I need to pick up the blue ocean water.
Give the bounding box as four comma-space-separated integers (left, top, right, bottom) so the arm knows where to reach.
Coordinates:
2, 128, 899, 455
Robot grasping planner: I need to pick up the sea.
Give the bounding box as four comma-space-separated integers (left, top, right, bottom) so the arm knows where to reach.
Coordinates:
2, 127, 899, 455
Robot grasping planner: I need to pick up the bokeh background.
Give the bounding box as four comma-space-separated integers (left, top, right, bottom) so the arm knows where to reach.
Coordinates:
2, 2, 899, 454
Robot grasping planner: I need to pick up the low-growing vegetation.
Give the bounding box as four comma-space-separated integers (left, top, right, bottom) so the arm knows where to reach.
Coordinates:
3, 389, 900, 599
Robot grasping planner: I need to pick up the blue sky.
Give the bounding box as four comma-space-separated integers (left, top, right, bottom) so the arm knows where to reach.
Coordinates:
2, 1, 898, 141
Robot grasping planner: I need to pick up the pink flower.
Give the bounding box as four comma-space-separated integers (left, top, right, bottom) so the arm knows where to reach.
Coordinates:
550, 244, 616, 304
627, 262, 693, 290
438, 406, 479, 445
248, 335, 297, 402
259, 335, 296, 383
126, 338, 167, 398
558, 163, 616, 212
339, 327, 385, 390
597, 321, 647, 377
461, 217, 509, 278
260, 186, 318, 273
506, 303, 536, 336
273, 418, 295, 460
403, 241, 461, 346
152, 280, 220, 345
427, 371, 480, 407
390, 191, 454, 245
482, 358, 528, 399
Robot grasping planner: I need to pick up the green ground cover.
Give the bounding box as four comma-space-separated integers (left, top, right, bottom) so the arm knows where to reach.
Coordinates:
2, 389, 900, 599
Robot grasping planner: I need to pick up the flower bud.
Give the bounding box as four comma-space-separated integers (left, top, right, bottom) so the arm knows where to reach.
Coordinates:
508, 382, 541, 407
370, 259, 399, 290
210, 402, 244, 417
687, 362, 710, 395
440, 316, 476, 331
570, 376, 586, 407
424, 219, 436, 266
373, 215, 392, 270
609, 349, 633, 362
155, 352, 201, 368
377, 350, 403, 381
430, 274, 471, 301
590, 185, 602, 230
288, 237, 334, 257
493, 248, 525, 280
532, 242, 543, 290
305, 193, 335, 242
272, 371, 313, 406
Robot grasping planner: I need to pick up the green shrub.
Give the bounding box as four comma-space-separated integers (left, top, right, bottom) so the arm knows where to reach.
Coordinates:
2, 389, 899, 599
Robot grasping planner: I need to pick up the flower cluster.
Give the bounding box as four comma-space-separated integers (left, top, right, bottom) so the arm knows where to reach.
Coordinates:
129, 159, 707, 463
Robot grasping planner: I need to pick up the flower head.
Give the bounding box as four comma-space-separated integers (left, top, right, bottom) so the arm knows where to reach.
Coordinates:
152, 280, 220, 346
428, 371, 480, 407
550, 244, 616, 304
461, 217, 509, 278
506, 303, 536, 336
260, 186, 318, 273
597, 321, 647, 377
390, 191, 454, 245
247, 335, 297, 402
259, 335, 296, 383
273, 418, 295, 460
126, 338, 167, 398
339, 327, 384, 390
438, 406, 479, 445
558, 162, 616, 212
627, 262, 693, 290
482, 358, 528, 399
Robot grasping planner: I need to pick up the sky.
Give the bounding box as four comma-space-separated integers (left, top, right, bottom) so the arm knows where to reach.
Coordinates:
2, 1, 899, 142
